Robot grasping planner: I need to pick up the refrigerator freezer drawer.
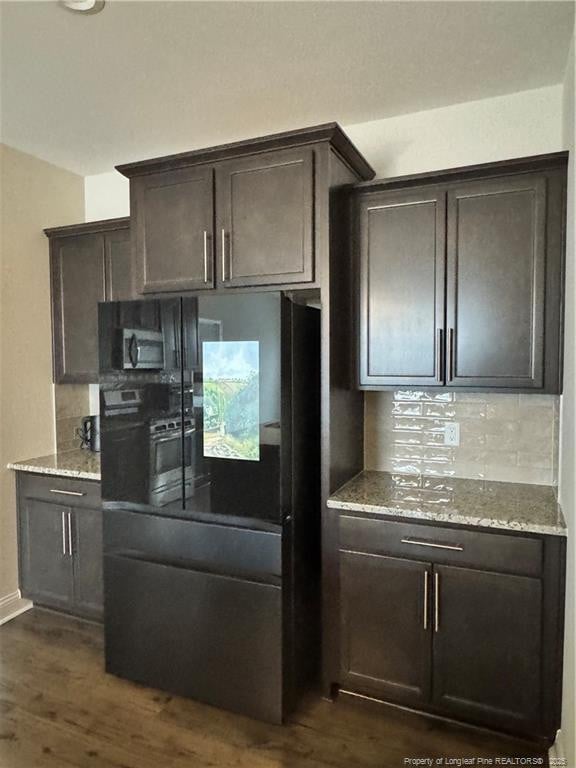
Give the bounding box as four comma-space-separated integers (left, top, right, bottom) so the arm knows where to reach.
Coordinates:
104, 553, 284, 723
103, 508, 282, 582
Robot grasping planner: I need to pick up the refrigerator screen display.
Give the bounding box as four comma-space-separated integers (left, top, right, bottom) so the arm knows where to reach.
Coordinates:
202, 340, 260, 462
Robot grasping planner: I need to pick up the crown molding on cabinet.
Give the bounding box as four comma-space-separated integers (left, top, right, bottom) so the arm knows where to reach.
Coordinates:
354, 150, 568, 193
115, 122, 375, 181
44, 216, 130, 239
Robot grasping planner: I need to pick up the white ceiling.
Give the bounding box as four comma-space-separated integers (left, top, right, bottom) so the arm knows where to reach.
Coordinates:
0, 1, 573, 176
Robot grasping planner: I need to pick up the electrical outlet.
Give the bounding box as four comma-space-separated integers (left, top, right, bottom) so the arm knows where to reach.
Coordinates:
444, 422, 460, 447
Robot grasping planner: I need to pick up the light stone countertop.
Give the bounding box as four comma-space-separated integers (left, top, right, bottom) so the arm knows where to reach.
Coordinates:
327, 470, 566, 537
7, 449, 101, 481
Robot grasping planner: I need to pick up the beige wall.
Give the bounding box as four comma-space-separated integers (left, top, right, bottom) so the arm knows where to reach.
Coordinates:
0, 144, 84, 603
559, 24, 575, 765
345, 85, 563, 178
83, 85, 564, 220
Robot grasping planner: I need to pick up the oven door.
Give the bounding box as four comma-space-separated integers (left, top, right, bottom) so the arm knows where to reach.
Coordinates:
150, 427, 195, 506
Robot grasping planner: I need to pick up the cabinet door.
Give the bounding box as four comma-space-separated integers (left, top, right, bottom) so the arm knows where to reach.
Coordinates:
133, 166, 214, 294
216, 149, 314, 287
71, 507, 103, 620
446, 174, 547, 388
432, 565, 542, 734
51, 234, 106, 383
105, 227, 133, 301
358, 188, 446, 387
340, 551, 432, 706
19, 498, 73, 609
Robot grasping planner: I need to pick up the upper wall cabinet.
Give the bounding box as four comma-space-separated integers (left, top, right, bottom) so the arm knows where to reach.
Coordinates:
215, 149, 313, 287
356, 154, 567, 394
132, 166, 215, 294
358, 187, 446, 387
446, 174, 548, 389
117, 124, 374, 295
46, 218, 131, 384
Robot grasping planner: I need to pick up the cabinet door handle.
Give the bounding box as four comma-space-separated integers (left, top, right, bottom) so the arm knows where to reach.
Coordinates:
436, 329, 444, 383
203, 231, 210, 284
61, 510, 67, 555
434, 572, 440, 632
448, 328, 455, 381
221, 229, 228, 281
67, 511, 73, 557
401, 538, 463, 552
50, 489, 85, 497
423, 571, 429, 630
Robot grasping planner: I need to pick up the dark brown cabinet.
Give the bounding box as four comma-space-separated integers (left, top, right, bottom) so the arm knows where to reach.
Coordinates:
216, 149, 314, 287
340, 551, 431, 707
17, 473, 103, 621
432, 565, 542, 733
337, 514, 565, 743
46, 218, 131, 384
19, 497, 74, 611
132, 166, 214, 294
358, 187, 445, 386
128, 148, 313, 294
50, 233, 106, 384
117, 127, 356, 295
356, 154, 567, 393
446, 175, 548, 389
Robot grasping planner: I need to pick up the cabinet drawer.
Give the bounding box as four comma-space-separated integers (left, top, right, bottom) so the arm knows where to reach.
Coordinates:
20, 473, 101, 510
339, 515, 542, 577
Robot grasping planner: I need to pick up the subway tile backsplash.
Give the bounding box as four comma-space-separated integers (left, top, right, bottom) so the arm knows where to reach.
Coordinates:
365, 391, 560, 486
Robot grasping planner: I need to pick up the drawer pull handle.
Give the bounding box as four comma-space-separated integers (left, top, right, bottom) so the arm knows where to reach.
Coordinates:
401, 538, 463, 552
50, 489, 86, 497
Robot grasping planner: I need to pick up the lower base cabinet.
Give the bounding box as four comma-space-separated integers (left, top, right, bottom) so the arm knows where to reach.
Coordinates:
432, 565, 542, 734
340, 552, 431, 707
17, 473, 103, 621
338, 515, 565, 744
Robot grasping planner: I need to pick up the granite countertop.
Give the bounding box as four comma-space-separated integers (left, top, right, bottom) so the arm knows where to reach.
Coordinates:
7, 449, 101, 481
327, 470, 566, 537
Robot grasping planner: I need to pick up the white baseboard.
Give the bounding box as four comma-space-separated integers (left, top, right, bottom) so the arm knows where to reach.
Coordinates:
0, 590, 33, 627
549, 729, 567, 766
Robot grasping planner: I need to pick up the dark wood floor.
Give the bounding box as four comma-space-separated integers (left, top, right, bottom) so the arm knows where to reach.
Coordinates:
0, 609, 546, 768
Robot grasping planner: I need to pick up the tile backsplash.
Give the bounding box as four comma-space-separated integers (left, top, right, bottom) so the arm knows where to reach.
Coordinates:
365, 390, 560, 486
55, 384, 90, 452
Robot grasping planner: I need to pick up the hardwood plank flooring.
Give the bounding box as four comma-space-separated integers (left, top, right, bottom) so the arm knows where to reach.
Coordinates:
0, 609, 547, 768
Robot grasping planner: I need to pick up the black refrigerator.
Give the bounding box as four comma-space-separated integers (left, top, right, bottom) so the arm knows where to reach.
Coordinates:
99, 292, 320, 723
